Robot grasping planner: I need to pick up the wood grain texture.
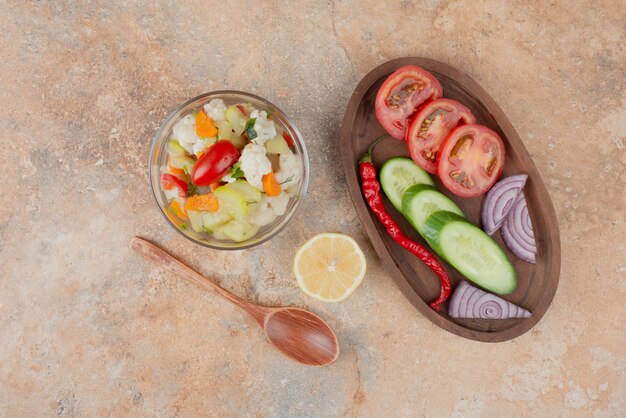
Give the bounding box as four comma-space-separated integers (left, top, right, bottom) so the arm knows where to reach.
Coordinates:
130, 237, 339, 365
340, 57, 561, 342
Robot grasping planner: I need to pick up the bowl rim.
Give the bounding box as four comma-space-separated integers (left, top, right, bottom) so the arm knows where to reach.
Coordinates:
148, 90, 309, 250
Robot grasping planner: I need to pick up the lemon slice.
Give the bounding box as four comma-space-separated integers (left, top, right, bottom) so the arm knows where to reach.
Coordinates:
294, 233, 366, 302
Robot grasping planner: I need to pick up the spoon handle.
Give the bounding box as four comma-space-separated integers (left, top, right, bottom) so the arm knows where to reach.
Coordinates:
130, 237, 267, 323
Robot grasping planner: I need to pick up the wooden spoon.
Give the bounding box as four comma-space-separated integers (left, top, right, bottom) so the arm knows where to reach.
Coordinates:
130, 237, 339, 366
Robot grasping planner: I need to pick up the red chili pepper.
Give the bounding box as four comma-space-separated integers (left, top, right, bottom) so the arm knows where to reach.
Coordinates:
359, 135, 452, 310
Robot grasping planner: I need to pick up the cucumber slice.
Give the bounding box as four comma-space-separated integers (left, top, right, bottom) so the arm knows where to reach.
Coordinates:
202, 209, 231, 229
422, 211, 517, 295
187, 210, 205, 233
227, 180, 261, 203
379, 157, 434, 211
215, 120, 233, 141
214, 185, 248, 219
265, 135, 290, 154
229, 134, 247, 150
401, 184, 465, 235
187, 209, 231, 233
225, 105, 247, 136
167, 140, 186, 156
169, 155, 195, 173
220, 219, 259, 242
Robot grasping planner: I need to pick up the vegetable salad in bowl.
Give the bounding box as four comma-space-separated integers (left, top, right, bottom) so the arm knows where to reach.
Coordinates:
149, 91, 308, 249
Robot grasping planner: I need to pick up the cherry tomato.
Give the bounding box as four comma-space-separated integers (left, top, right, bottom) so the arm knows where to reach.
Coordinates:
437, 124, 505, 198
375, 65, 443, 140
407, 99, 476, 173
191, 140, 240, 186
161, 173, 188, 198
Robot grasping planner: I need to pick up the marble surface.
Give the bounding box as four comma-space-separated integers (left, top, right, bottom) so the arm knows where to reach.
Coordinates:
1, 1, 624, 416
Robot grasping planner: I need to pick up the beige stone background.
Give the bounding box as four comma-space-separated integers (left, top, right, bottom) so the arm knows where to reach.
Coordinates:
0, 0, 624, 416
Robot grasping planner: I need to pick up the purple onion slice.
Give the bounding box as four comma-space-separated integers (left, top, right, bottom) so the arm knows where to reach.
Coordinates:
501, 195, 537, 264
481, 174, 528, 235
448, 281, 531, 319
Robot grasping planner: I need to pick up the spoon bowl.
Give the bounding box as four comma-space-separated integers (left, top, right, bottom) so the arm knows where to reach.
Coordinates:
264, 308, 339, 366
130, 237, 339, 366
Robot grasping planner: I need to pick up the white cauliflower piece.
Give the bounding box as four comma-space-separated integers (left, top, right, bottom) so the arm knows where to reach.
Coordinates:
172, 113, 215, 157
239, 143, 272, 190
203, 99, 227, 122
266, 193, 290, 216
247, 201, 277, 227
192, 138, 214, 157
250, 110, 277, 144
246, 194, 289, 227
172, 114, 199, 155
220, 170, 237, 183
275, 152, 302, 190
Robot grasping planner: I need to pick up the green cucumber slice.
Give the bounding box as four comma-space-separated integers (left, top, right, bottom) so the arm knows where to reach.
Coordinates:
401, 184, 465, 235
167, 140, 186, 156
214, 185, 248, 219
169, 155, 195, 173
220, 219, 259, 242
225, 105, 247, 136
215, 120, 234, 141
265, 135, 290, 154
201, 209, 231, 229
187, 210, 205, 233
227, 180, 262, 203
379, 157, 434, 211
422, 211, 517, 295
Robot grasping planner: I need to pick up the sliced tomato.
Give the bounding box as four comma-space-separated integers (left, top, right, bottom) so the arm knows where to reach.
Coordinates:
437, 124, 505, 198
375, 65, 443, 140
407, 99, 476, 173
282, 131, 294, 148
161, 173, 188, 198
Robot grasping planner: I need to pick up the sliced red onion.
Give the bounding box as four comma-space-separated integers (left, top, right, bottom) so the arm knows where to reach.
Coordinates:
501, 195, 536, 264
448, 281, 531, 319
481, 174, 528, 235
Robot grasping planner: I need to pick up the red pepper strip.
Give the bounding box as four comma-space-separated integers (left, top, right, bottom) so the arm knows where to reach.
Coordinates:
359, 135, 452, 310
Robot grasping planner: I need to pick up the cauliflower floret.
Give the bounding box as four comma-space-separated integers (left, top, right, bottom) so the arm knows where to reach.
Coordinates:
250, 110, 277, 144
247, 200, 277, 227
220, 170, 237, 183
172, 114, 199, 155
274, 151, 302, 190
246, 194, 289, 227
172, 113, 215, 157
239, 143, 272, 190
203, 99, 227, 122
192, 138, 214, 157
266, 193, 290, 216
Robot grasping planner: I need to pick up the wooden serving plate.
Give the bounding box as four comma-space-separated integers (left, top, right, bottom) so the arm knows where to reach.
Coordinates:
340, 57, 561, 342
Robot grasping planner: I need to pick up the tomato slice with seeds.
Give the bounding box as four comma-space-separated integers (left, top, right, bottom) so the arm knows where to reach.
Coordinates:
375, 65, 443, 140
437, 124, 505, 198
161, 173, 188, 198
407, 98, 476, 173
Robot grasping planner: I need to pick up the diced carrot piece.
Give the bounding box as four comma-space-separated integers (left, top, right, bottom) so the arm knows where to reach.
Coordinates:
169, 166, 185, 176
196, 110, 218, 138
262, 172, 281, 197
185, 194, 219, 212
169, 200, 188, 220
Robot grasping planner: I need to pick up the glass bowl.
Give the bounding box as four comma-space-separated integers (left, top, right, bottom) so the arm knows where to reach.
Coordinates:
149, 91, 309, 250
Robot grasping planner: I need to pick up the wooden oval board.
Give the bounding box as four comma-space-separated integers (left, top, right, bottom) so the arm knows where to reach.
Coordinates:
340, 57, 561, 342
